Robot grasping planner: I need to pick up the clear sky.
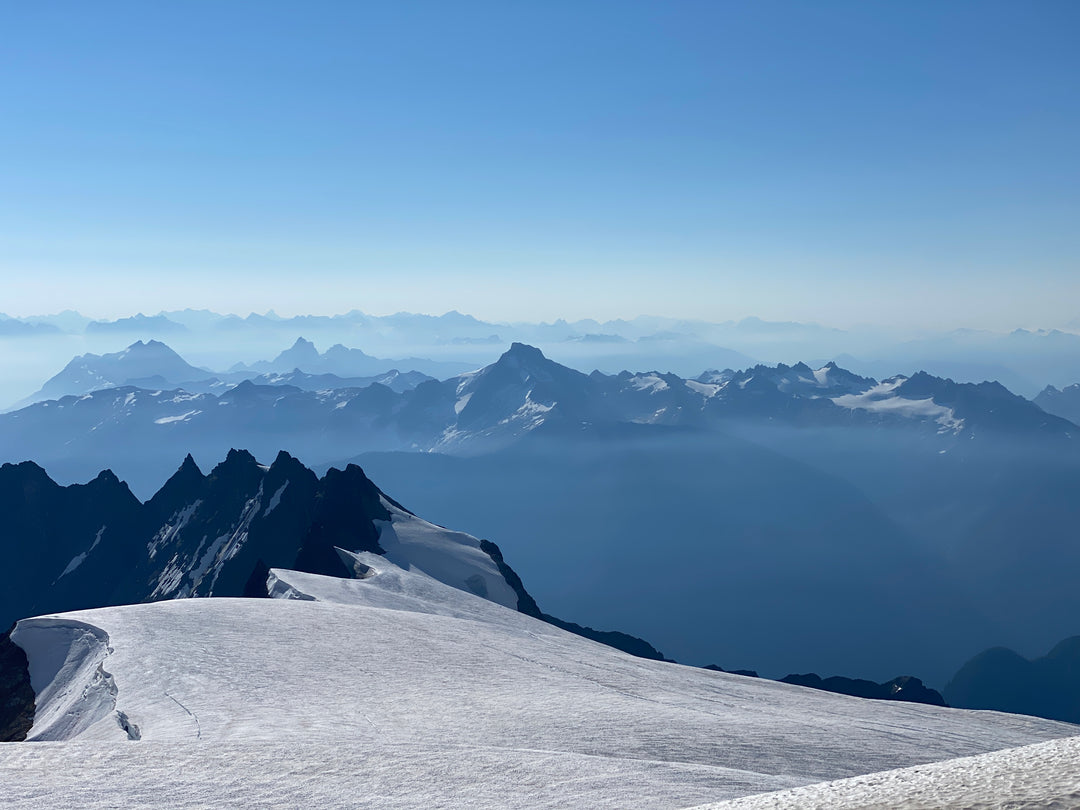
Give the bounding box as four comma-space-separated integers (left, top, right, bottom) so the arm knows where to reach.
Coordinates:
1, 1, 1078, 328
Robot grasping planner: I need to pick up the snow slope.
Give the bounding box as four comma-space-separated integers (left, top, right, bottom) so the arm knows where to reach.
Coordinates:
1, 555, 1076, 808
692, 735, 1080, 810
374, 496, 521, 609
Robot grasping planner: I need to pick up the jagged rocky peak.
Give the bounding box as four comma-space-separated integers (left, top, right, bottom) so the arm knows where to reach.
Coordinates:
0, 451, 529, 621
146, 453, 207, 519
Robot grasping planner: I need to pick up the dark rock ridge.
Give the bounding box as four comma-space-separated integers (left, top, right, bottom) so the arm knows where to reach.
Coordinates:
702, 665, 944, 707
945, 636, 1080, 723
780, 673, 946, 707
0, 625, 34, 742
703, 664, 760, 678
0, 451, 663, 665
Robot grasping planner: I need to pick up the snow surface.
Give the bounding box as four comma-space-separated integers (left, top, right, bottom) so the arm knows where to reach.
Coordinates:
261, 481, 288, 517
57, 525, 105, 580
375, 496, 520, 610
630, 374, 670, 393
832, 380, 964, 432
691, 735, 1080, 810
3, 553, 1077, 808
686, 380, 721, 398
153, 409, 202, 424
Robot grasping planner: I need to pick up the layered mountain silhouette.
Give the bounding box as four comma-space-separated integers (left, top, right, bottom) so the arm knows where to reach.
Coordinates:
232, 336, 473, 379
85, 313, 188, 335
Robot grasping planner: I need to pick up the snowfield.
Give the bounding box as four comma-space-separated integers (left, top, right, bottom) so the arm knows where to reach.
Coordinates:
2, 556, 1077, 808
692, 735, 1080, 810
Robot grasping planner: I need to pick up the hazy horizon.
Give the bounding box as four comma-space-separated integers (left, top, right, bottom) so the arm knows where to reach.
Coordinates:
2, 305, 1079, 337
3, 2, 1078, 331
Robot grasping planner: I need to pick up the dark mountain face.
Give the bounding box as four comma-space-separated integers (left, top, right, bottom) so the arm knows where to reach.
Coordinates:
945, 637, 1080, 723
0, 451, 412, 630
894, 373, 1076, 435
0, 461, 144, 627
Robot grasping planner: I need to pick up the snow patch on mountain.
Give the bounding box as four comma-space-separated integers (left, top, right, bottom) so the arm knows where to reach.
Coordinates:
57, 525, 106, 580
147, 501, 202, 559
832, 379, 965, 432
154, 409, 202, 425
261, 481, 288, 517
374, 497, 520, 609
630, 374, 670, 393
686, 379, 722, 398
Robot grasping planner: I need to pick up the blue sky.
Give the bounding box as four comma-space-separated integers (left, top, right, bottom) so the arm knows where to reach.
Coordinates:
1, 1, 1077, 328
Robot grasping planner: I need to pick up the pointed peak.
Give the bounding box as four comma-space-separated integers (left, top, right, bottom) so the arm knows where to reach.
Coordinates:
292, 336, 314, 348
179, 453, 202, 475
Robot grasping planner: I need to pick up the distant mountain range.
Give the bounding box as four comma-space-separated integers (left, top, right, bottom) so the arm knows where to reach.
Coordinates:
4, 341, 1074, 485
11, 337, 450, 409
8, 308, 1080, 399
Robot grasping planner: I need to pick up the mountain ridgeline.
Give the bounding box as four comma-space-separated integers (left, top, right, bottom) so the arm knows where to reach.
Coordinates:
2, 341, 1076, 494
0, 451, 663, 664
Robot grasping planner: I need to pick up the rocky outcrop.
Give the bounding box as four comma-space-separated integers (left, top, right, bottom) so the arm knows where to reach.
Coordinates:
0, 626, 34, 742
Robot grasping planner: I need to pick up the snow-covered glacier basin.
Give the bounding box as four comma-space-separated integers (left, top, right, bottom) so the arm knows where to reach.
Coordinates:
1, 556, 1076, 809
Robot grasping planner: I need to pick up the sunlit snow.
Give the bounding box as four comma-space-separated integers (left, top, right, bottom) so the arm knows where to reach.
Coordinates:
3, 552, 1076, 808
